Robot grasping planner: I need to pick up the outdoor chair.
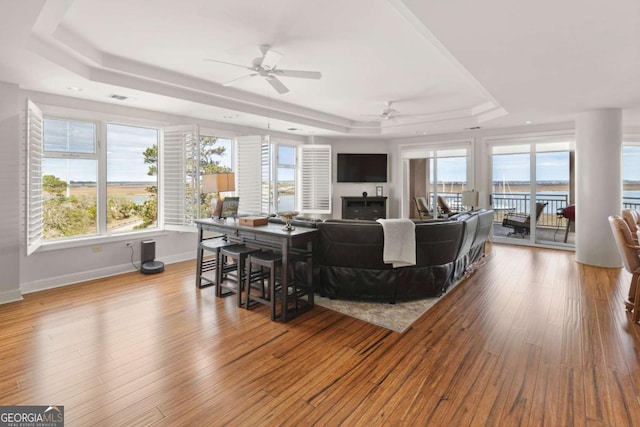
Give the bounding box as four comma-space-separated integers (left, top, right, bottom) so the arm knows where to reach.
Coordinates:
502, 202, 547, 236
413, 196, 431, 219
437, 195, 458, 216
608, 215, 640, 322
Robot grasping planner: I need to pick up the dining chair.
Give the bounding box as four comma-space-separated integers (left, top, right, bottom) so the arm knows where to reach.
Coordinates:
608, 215, 640, 322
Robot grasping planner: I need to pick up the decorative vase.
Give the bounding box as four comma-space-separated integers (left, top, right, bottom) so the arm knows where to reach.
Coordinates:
277, 211, 299, 231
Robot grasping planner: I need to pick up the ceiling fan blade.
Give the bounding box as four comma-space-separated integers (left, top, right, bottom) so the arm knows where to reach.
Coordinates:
221, 73, 258, 86
261, 49, 282, 70
266, 75, 289, 94
204, 59, 254, 71
274, 69, 322, 79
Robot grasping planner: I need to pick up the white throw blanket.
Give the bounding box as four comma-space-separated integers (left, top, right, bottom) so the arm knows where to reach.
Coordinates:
376, 218, 416, 268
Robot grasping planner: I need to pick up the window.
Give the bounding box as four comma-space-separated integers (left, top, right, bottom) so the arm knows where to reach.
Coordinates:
401, 143, 471, 218
39, 119, 160, 241
236, 137, 330, 215
237, 136, 296, 214
161, 125, 234, 229
42, 118, 98, 240
489, 138, 574, 246
26, 99, 162, 252
199, 133, 233, 218
106, 124, 159, 233
623, 143, 640, 209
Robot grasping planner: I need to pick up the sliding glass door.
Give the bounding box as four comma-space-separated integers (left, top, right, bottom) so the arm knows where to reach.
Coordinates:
490, 138, 574, 247
623, 142, 640, 210
402, 143, 471, 219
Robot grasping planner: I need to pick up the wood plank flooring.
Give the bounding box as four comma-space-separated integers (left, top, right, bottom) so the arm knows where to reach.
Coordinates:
2, 243, 640, 426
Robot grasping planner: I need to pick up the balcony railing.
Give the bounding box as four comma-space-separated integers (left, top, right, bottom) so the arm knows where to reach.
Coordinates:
623, 197, 640, 210
491, 192, 569, 227
431, 192, 640, 227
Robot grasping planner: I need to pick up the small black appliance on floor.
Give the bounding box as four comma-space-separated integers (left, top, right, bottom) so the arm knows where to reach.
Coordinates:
141, 239, 164, 274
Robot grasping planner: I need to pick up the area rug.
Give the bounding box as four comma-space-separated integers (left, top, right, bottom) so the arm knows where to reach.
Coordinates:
314, 294, 441, 333
312, 253, 490, 333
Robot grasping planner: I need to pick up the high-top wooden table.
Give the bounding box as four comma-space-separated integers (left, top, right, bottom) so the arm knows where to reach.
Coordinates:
194, 218, 317, 322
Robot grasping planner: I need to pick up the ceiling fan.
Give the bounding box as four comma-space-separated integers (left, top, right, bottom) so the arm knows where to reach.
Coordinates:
362, 101, 429, 122
205, 44, 322, 94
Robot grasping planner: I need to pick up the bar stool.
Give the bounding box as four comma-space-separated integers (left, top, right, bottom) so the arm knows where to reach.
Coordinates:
246, 251, 314, 322
245, 251, 283, 321
195, 238, 234, 289
217, 244, 260, 307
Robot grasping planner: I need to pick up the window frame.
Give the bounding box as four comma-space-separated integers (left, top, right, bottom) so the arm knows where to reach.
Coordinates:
26, 101, 168, 252
235, 136, 319, 215
42, 115, 100, 240
400, 139, 474, 218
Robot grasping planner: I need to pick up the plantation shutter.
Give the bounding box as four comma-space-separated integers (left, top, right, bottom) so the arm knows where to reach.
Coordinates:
299, 144, 332, 214
26, 100, 43, 255
161, 124, 200, 231
235, 135, 265, 214
260, 140, 271, 214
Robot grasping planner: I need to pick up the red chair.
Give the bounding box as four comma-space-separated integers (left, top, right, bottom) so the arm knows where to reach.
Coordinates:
560, 204, 575, 243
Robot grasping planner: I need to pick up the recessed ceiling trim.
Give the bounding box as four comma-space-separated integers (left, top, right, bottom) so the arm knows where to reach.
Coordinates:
45, 22, 353, 129
27, 34, 91, 79
20, 0, 512, 138
30, 28, 352, 133
387, 0, 505, 115
91, 67, 350, 133
53, 24, 103, 65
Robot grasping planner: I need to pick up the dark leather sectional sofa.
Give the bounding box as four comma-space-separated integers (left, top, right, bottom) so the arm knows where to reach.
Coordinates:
311, 209, 494, 303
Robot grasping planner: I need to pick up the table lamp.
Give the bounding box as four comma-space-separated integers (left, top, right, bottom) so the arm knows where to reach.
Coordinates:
461, 190, 479, 211
202, 172, 235, 218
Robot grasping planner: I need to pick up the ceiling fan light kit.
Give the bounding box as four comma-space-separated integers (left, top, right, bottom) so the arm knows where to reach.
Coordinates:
206, 44, 322, 94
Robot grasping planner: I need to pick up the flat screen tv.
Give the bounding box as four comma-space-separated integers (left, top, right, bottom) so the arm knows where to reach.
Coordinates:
337, 153, 388, 183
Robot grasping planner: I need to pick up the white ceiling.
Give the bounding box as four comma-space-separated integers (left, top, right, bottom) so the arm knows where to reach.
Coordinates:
1, 0, 639, 138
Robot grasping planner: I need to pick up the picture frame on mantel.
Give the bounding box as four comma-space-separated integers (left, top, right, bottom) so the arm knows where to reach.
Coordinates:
376, 186, 383, 197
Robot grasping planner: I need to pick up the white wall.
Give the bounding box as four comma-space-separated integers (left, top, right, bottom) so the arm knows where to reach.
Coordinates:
313, 137, 392, 218
0, 82, 22, 303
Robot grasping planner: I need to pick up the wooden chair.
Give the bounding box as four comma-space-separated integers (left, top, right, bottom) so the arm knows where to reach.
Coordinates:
502, 202, 547, 236
621, 208, 640, 244
413, 196, 431, 219
608, 215, 640, 322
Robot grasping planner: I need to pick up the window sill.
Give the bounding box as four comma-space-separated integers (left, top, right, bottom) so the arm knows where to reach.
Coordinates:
38, 229, 174, 252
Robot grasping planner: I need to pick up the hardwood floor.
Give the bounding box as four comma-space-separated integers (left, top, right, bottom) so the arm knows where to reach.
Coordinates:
2, 243, 640, 426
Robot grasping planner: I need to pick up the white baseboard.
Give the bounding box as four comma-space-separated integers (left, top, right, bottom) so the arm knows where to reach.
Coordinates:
20, 251, 195, 295
0, 289, 23, 305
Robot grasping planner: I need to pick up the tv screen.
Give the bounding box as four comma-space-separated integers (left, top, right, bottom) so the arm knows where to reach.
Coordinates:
337, 153, 388, 183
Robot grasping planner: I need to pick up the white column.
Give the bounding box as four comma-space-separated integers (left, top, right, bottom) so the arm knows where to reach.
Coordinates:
575, 109, 622, 267
0, 82, 22, 303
